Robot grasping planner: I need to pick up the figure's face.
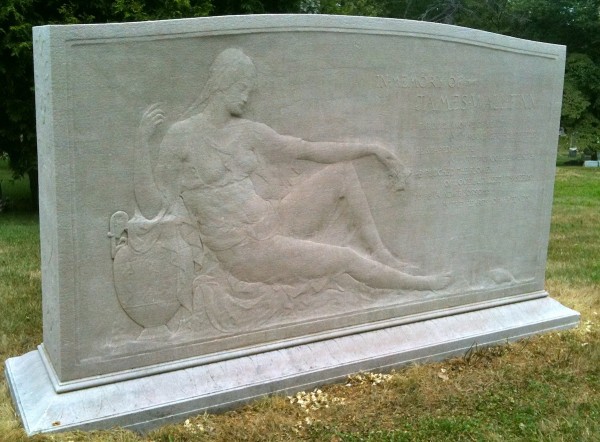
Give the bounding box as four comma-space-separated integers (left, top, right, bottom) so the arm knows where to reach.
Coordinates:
223, 78, 255, 117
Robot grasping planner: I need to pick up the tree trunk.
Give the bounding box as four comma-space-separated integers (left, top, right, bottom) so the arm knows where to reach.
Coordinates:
28, 169, 39, 209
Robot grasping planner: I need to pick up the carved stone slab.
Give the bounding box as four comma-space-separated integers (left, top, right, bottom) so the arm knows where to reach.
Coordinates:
6, 14, 577, 434
6, 298, 579, 435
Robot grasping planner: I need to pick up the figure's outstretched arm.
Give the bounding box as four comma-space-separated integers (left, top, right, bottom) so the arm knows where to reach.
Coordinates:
134, 104, 166, 219
307, 142, 408, 192
295, 139, 396, 168
263, 126, 408, 191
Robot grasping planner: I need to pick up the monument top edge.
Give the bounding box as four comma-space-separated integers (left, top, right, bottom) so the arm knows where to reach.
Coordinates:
33, 14, 565, 57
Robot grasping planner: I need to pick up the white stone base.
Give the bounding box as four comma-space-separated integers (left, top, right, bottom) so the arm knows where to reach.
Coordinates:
5, 295, 579, 436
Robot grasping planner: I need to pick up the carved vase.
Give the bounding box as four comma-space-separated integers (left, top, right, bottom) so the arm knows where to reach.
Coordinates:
112, 219, 193, 329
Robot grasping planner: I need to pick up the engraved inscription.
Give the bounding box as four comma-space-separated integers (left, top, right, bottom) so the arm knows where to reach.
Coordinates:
415, 93, 535, 111
376, 73, 477, 89
413, 163, 537, 205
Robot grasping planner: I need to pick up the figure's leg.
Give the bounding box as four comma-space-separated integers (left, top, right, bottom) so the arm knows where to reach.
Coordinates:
217, 236, 450, 291
279, 162, 410, 269
278, 163, 349, 240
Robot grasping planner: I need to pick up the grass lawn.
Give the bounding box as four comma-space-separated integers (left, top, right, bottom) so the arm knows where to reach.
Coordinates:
0, 167, 598, 441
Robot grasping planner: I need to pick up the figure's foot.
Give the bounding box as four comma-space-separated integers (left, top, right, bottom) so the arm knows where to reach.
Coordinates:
404, 273, 452, 291
427, 272, 452, 291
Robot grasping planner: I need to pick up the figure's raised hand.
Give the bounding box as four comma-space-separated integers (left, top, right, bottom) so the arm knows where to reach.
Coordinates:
138, 103, 165, 141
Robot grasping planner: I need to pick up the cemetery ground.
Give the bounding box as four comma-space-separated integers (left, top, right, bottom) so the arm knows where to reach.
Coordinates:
0, 164, 598, 441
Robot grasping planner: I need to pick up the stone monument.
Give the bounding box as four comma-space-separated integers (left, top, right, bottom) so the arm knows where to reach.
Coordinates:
5, 15, 579, 435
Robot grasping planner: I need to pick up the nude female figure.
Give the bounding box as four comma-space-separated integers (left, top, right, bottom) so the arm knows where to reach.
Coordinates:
134, 48, 451, 292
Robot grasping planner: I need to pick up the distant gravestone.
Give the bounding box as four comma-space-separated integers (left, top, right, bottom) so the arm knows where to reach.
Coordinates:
5, 15, 579, 435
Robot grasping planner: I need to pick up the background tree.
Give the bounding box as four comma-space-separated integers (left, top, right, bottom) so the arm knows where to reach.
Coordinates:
2, 0, 600, 207
1, 1, 40, 203
317, 0, 384, 16
493, 0, 600, 151
382, 0, 600, 152
1, 0, 214, 205
561, 53, 600, 151
452, 0, 525, 34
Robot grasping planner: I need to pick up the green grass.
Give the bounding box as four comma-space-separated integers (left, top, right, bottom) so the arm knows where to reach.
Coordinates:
547, 168, 600, 285
0, 167, 598, 441
0, 213, 42, 361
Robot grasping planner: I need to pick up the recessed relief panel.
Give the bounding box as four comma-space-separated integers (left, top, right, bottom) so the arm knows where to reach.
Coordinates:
34, 17, 565, 382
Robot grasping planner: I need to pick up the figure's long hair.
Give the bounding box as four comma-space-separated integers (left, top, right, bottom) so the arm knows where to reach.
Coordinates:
180, 48, 257, 120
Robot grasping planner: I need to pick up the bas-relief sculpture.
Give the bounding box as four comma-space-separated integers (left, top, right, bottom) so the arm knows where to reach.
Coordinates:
37, 21, 566, 376
5, 15, 580, 435
104, 44, 540, 348
109, 48, 452, 337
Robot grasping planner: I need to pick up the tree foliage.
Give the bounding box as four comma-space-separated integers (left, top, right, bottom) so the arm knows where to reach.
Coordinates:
1, 1, 39, 199
317, 0, 385, 16
1, 0, 600, 204
504, 0, 600, 148
0, 0, 214, 203
563, 54, 600, 149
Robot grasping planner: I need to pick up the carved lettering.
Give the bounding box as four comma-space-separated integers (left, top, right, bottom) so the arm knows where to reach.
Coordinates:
415, 93, 536, 111
376, 73, 477, 89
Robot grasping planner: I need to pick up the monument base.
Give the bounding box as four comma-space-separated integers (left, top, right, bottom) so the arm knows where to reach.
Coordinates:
5, 295, 579, 436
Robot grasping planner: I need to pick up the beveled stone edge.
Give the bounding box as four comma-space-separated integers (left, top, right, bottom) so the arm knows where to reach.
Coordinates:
44, 290, 547, 393
5, 296, 580, 435
33, 14, 565, 60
